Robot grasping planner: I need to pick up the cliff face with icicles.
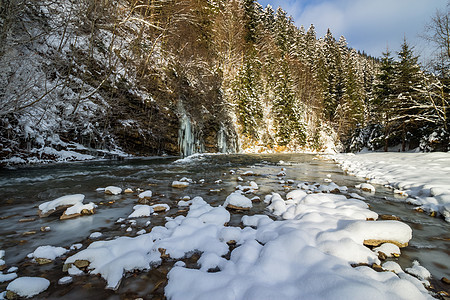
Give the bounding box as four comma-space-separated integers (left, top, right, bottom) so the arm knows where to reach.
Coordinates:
0, 1, 242, 165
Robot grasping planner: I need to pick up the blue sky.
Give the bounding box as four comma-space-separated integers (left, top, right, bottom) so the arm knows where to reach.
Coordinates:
257, 0, 448, 59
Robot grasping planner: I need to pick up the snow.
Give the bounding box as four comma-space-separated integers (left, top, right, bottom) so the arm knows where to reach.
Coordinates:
68, 265, 84, 276
373, 243, 401, 257
58, 276, 73, 285
235, 181, 258, 193
63, 202, 96, 216
332, 152, 450, 221
7, 277, 50, 298
128, 205, 153, 218
38, 194, 85, 214
29, 245, 68, 260
60, 182, 433, 299
89, 232, 103, 239
406, 261, 431, 280
105, 186, 122, 195
172, 181, 189, 188
0, 273, 17, 283
356, 183, 376, 193
223, 192, 253, 209
382, 261, 404, 274
128, 204, 168, 218
138, 190, 152, 199
70, 244, 83, 250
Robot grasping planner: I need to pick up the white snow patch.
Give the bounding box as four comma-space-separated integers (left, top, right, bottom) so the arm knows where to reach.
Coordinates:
89, 232, 103, 239
30, 245, 68, 260
58, 276, 73, 285
7, 277, 50, 298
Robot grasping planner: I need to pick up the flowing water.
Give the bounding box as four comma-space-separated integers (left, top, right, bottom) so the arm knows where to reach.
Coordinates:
0, 154, 448, 298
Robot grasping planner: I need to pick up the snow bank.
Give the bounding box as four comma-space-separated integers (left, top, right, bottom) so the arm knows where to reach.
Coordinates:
7, 277, 50, 298
332, 152, 450, 221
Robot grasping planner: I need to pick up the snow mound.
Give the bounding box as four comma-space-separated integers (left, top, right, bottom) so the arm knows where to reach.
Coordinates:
223, 192, 252, 209
7, 277, 50, 298
406, 260, 431, 280
0, 273, 17, 283
30, 245, 68, 260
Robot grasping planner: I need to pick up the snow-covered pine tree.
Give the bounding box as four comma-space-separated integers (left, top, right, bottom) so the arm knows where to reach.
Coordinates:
393, 38, 424, 151
374, 48, 396, 151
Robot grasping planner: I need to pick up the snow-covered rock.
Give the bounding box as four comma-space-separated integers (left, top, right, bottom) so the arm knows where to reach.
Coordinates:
38, 194, 85, 217
356, 183, 376, 193
60, 202, 96, 220
29, 245, 68, 264
6, 277, 50, 298
223, 192, 252, 210
172, 181, 189, 188
406, 260, 431, 280
138, 190, 152, 199
105, 186, 122, 195
0, 273, 17, 283
58, 276, 73, 285
89, 232, 102, 239
373, 243, 401, 258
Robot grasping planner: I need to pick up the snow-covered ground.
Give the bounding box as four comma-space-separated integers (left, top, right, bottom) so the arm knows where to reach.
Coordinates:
331, 152, 450, 222
59, 189, 432, 299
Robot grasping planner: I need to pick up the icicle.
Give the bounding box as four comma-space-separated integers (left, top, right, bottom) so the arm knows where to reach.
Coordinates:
178, 102, 204, 157
217, 126, 227, 153
179, 114, 195, 157
217, 124, 239, 154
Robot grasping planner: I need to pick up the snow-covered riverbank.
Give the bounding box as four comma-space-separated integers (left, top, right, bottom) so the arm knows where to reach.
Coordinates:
330, 152, 450, 222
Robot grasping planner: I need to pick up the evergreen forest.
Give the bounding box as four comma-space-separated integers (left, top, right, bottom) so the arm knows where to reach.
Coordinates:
0, 0, 448, 163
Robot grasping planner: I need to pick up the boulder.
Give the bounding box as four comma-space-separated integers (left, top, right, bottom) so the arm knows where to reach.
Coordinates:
363, 239, 408, 248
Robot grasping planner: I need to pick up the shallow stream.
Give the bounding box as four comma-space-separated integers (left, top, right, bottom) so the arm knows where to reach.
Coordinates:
0, 154, 448, 298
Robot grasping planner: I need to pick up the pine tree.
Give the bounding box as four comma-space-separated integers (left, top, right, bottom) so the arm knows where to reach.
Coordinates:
374, 48, 396, 151
393, 38, 423, 151
233, 56, 263, 139
273, 61, 307, 146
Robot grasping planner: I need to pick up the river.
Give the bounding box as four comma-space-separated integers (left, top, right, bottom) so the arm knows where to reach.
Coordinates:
0, 154, 448, 298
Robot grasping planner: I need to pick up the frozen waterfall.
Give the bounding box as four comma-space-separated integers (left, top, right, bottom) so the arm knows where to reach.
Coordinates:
178, 113, 204, 157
